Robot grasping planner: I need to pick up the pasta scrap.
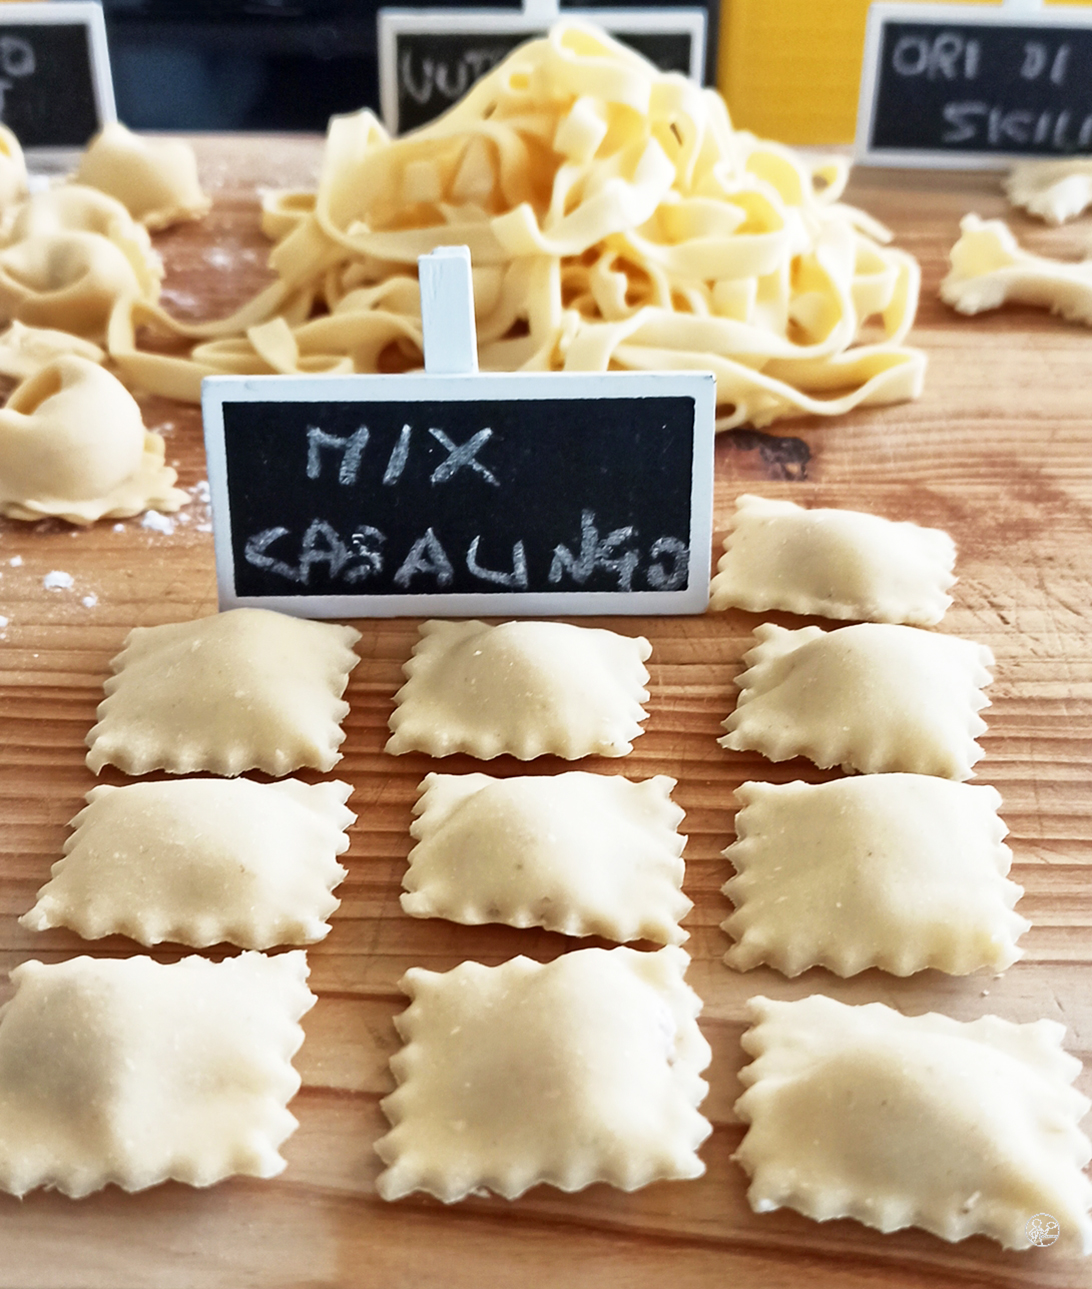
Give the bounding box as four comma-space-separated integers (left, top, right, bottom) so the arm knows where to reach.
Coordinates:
21, 778, 355, 949
723, 776, 1027, 977
735, 995, 1092, 1253
386, 618, 651, 760
1005, 159, 1092, 226
103, 22, 924, 428
720, 621, 994, 779
0, 951, 315, 1198
376, 945, 711, 1201
709, 493, 956, 624
405, 771, 690, 943
940, 213, 1092, 326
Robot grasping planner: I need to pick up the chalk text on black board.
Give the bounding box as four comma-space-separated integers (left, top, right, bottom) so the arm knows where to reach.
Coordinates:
861, 12, 1092, 162
221, 395, 697, 600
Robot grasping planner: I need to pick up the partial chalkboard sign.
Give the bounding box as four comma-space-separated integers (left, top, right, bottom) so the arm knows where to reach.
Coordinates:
857, 1, 1092, 168
202, 371, 714, 618
378, 6, 706, 135
0, 3, 114, 157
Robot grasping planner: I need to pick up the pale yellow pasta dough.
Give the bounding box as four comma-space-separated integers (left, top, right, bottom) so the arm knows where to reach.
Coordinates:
0, 321, 104, 381
941, 213, 1092, 326
75, 122, 211, 230
0, 124, 26, 213
0, 355, 185, 524
1005, 160, 1092, 226
735, 995, 1092, 1253
720, 622, 993, 779
386, 618, 651, 760
0, 186, 161, 341
86, 607, 361, 776
376, 945, 711, 1201
723, 776, 1028, 977
103, 21, 924, 428
21, 778, 354, 949
0, 951, 314, 1198
709, 494, 956, 624
404, 771, 690, 943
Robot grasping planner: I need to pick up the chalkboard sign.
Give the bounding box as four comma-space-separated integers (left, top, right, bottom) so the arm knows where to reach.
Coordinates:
202, 371, 715, 618
378, 7, 706, 135
0, 3, 114, 156
857, 2, 1092, 168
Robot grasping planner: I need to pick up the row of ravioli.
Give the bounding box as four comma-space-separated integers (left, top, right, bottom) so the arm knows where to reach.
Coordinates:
1, 498, 1089, 1254
712, 494, 1090, 1256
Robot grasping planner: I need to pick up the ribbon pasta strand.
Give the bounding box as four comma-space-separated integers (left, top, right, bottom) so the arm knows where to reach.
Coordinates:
103, 22, 925, 428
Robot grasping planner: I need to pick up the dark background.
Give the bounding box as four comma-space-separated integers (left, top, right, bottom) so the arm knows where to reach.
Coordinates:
0, 23, 99, 147
222, 394, 695, 598
102, 0, 719, 132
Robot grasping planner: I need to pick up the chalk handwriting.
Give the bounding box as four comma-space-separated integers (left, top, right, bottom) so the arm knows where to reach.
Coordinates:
243, 516, 689, 594
303, 422, 501, 488
428, 427, 499, 487
549, 509, 639, 592
400, 47, 509, 107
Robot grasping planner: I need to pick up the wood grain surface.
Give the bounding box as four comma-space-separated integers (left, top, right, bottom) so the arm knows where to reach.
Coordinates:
1, 137, 1091, 1289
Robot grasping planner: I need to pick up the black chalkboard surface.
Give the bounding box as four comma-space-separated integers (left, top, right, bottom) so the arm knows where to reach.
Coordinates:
0, 4, 114, 151
203, 371, 715, 617
858, 3, 1092, 166
378, 9, 706, 135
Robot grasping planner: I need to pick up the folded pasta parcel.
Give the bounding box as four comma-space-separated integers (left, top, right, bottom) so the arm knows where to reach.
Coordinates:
86, 607, 361, 777
0, 354, 185, 525
721, 622, 994, 780
386, 619, 651, 760
376, 946, 711, 1201
0, 952, 314, 1198
735, 995, 1092, 1254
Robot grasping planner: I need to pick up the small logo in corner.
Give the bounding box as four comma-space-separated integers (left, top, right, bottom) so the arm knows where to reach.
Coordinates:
1026, 1213, 1061, 1247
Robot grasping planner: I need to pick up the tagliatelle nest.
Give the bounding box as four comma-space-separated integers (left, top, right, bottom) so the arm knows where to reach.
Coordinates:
107, 21, 925, 429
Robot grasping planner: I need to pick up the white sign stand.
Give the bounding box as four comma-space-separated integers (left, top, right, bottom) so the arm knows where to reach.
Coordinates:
6, 1, 115, 173
202, 247, 715, 619
377, 0, 706, 135
856, 0, 1092, 169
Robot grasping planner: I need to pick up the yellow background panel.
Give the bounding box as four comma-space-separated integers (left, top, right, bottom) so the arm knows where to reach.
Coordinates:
718, 0, 1092, 144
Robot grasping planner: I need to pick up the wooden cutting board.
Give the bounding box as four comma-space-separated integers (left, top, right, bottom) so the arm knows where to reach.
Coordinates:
1, 137, 1090, 1289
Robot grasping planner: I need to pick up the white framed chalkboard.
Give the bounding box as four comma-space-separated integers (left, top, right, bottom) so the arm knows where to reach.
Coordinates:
378, 4, 706, 135
202, 369, 715, 618
0, 2, 115, 163
857, 0, 1092, 169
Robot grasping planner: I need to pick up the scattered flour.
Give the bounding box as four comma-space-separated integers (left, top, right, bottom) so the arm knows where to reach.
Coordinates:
191, 480, 211, 504
81, 594, 98, 609
113, 523, 126, 533
0, 615, 8, 628
205, 247, 234, 270
141, 510, 176, 535
43, 570, 74, 591
9, 555, 22, 567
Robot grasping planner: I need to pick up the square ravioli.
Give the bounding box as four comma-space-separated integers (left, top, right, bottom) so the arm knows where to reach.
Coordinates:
723, 776, 1028, 977
21, 778, 355, 949
720, 622, 994, 779
0, 951, 314, 1198
375, 946, 711, 1201
404, 772, 690, 944
385, 619, 651, 760
735, 995, 1092, 1254
709, 494, 956, 625
86, 607, 361, 776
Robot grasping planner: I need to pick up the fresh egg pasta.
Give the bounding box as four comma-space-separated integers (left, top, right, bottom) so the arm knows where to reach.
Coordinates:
104, 21, 924, 429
